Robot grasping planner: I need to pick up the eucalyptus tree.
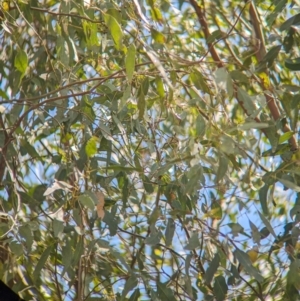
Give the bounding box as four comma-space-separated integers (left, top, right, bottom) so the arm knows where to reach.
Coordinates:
0, 1, 300, 300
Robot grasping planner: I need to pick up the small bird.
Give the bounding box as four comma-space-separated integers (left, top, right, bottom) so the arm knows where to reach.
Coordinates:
238, 245, 259, 273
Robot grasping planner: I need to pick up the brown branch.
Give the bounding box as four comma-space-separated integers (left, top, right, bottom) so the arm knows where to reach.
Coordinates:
188, 0, 223, 68
248, 2, 266, 62
248, 2, 298, 151
188, 0, 298, 152
30, 7, 103, 24
0, 114, 10, 183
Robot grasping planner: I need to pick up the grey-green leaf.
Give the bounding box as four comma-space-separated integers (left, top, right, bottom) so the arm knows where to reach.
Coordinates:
205, 253, 220, 284
125, 44, 136, 82
165, 218, 175, 246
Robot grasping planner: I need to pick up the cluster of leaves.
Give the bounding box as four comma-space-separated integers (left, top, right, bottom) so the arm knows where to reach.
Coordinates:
0, 0, 300, 300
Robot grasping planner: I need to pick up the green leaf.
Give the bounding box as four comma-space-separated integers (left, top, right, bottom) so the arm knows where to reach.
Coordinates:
62, 242, 72, 268
145, 231, 162, 245
204, 253, 220, 284
19, 224, 33, 250
72, 238, 84, 265
207, 201, 223, 220
9, 242, 23, 257
33, 246, 52, 282
14, 49, 28, 75
216, 155, 228, 182
78, 193, 95, 210
234, 249, 264, 282
278, 131, 294, 144
102, 210, 118, 236
262, 143, 290, 157
157, 281, 176, 301
256, 45, 282, 71
237, 87, 256, 116
195, 114, 206, 137
237, 122, 270, 130
278, 178, 300, 192
96, 239, 111, 250
165, 218, 175, 246
121, 275, 138, 300
143, 175, 154, 193
190, 70, 211, 94
215, 67, 228, 90
257, 210, 276, 238
266, 0, 287, 27
249, 220, 261, 245
213, 275, 228, 301
155, 76, 165, 98
207, 30, 223, 44
85, 136, 98, 157
285, 58, 300, 71
280, 13, 300, 31
226, 75, 233, 98
138, 87, 145, 120
283, 30, 294, 53
230, 70, 248, 83
129, 289, 140, 301
20, 139, 40, 158
125, 44, 136, 82
150, 7, 163, 23
151, 28, 165, 44
228, 223, 244, 237
82, 20, 99, 47
53, 219, 64, 237
106, 8, 122, 23
104, 14, 123, 50
184, 232, 200, 250
259, 184, 269, 215
98, 123, 113, 141
259, 226, 271, 239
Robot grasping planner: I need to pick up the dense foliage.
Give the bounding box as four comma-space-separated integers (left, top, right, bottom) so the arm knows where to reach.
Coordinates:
1, 0, 300, 300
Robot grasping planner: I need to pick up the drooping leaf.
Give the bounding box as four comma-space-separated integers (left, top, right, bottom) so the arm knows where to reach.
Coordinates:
85, 136, 98, 157
165, 218, 175, 246
125, 44, 136, 82
259, 184, 269, 215
104, 14, 123, 50
184, 232, 200, 250
121, 275, 138, 300
78, 193, 96, 210
213, 275, 228, 301
258, 211, 276, 238
151, 29, 165, 44
204, 253, 220, 284
285, 58, 300, 71
33, 246, 52, 282
278, 178, 300, 192
14, 49, 28, 76
234, 249, 264, 282
157, 281, 176, 301
53, 219, 64, 237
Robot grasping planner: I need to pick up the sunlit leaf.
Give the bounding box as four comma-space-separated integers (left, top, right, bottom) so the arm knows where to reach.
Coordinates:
85, 136, 98, 157
104, 14, 123, 50
14, 49, 28, 75
125, 44, 136, 82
